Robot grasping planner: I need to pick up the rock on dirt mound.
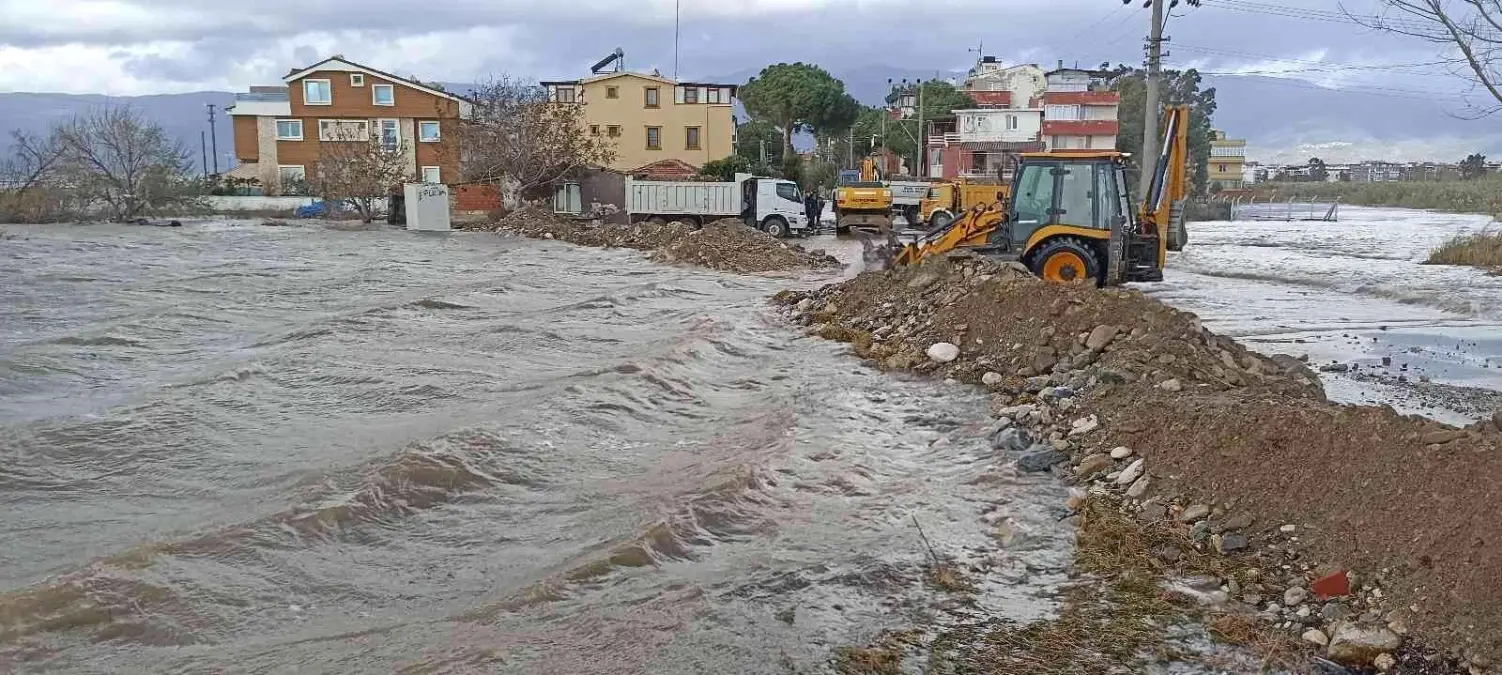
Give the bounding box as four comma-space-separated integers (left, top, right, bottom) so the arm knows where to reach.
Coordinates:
649, 219, 840, 274
491, 208, 838, 274
775, 254, 1502, 667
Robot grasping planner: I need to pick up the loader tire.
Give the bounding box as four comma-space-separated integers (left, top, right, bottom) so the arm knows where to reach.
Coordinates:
1030, 237, 1100, 285
929, 211, 954, 230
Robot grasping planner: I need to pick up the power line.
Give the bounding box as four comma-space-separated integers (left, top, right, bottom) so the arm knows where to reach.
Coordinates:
1197, 0, 1432, 31
1173, 43, 1450, 73
1186, 67, 1474, 101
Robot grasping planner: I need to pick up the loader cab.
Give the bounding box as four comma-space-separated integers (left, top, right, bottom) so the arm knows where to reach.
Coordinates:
1007, 154, 1134, 284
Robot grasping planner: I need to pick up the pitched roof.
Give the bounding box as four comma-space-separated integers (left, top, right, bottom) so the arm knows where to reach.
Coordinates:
283, 56, 469, 103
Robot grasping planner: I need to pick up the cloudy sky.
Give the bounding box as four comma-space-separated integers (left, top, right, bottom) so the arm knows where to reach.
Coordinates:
0, 0, 1484, 102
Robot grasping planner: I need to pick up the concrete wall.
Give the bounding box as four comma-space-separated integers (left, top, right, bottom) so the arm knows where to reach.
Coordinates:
205, 195, 316, 211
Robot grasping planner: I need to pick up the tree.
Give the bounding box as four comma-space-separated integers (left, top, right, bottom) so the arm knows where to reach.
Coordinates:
700, 155, 751, 181
312, 123, 411, 223
1308, 157, 1329, 182
1359, 2, 1502, 114
739, 63, 860, 159
53, 106, 198, 222
1111, 66, 1218, 197
734, 118, 785, 166
1209, 180, 1225, 195
1461, 152, 1489, 179
458, 75, 616, 207
0, 129, 68, 222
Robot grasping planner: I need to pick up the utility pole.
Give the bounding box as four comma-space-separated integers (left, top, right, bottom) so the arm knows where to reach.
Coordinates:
673, 0, 681, 81
848, 126, 854, 169
200, 131, 208, 178
759, 139, 766, 166
916, 80, 925, 178
1139, 0, 1165, 202
206, 104, 220, 176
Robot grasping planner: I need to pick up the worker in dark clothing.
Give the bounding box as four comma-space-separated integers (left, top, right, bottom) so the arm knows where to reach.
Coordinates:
804, 193, 820, 227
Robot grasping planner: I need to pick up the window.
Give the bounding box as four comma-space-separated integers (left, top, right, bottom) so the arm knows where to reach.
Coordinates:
645, 87, 660, 108
418, 121, 441, 143
607, 125, 621, 138
555, 87, 576, 103
706, 88, 724, 104
275, 119, 303, 141
775, 182, 800, 203
606, 86, 619, 99
646, 126, 661, 150
553, 183, 582, 214
278, 165, 306, 182
1006, 114, 1019, 131
318, 119, 369, 141
1011, 163, 1056, 226
304, 79, 332, 105
1053, 136, 1070, 150
1045, 104, 1081, 121
1057, 162, 1096, 228
683, 87, 699, 104
685, 126, 701, 150
1218, 164, 1227, 173
378, 119, 399, 152
350, 74, 365, 87
372, 84, 395, 106
421, 166, 441, 184
590, 125, 600, 136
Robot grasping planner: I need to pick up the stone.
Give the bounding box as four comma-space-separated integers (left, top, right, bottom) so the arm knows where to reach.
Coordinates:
1421, 429, 1464, 445
1302, 629, 1330, 646
1048, 386, 1076, 399
1085, 324, 1121, 351
1284, 586, 1309, 606
1075, 454, 1113, 478
1373, 653, 1396, 672
1051, 438, 1071, 451
1018, 448, 1068, 473
1140, 502, 1168, 521
993, 427, 1033, 453
1115, 458, 1146, 486
1385, 609, 1411, 635
1190, 520, 1211, 541
1033, 352, 1058, 373
1494, 408, 1502, 430
1110, 446, 1134, 459
927, 342, 960, 363
1312, 570, 1352, 599
1159, 378, 1184, 392
1069, 415, 1100, 437
1217, 533, 1250, 553
1219, 513, 1255, 533
1322, 602, 1352, 622
907, 272, 940, 290
1125, 476, 1150, 499
1279, 524, 1298, 534
1327, 623, 1403, 665
1177, 504, 1211, 523
1025, 375, 1052, 393
982, 371, 1005, 386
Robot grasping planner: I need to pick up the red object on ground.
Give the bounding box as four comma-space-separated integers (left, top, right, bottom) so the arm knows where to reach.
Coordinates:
1313, 570, 1351, 599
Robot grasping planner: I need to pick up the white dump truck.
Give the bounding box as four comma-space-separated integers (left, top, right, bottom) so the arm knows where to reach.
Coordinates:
625, 173, 810, 237
886, 180, 933, 226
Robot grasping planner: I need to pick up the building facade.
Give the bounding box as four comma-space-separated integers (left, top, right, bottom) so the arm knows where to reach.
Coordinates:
1208, 130, 1248, 190
540, 72, 737, 173
228, 56, 469, 195
1041, 66, 1120, 153
926, 59, 1047, 180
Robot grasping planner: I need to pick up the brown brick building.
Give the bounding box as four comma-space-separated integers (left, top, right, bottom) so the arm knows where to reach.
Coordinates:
228, 56, 470, 195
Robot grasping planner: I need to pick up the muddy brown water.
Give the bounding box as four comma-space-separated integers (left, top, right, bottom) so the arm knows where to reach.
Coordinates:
0, 222, 1072, 674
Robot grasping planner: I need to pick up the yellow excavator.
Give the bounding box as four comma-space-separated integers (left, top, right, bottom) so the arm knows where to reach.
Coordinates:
833, 156, 894, 235
866, 105, 1191, 286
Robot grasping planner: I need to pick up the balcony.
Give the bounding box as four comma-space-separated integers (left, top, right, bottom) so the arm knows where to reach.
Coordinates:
929, 132, 964, 147
1042, 120, 1119, 136
1043, 91, 1120, 106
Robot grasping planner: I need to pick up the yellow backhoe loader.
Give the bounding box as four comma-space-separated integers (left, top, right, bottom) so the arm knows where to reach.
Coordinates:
865, 105, 1191, 286
833, 156, 894, 235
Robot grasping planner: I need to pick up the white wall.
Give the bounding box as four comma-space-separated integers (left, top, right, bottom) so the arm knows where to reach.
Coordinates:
955, 109, 1042, 143
205, 195, 316, 211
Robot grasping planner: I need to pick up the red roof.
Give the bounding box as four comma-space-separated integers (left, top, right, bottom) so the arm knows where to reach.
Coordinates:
1042, 120, 1120, 136
966, 90, 1011, 107
629, 158, 700, 179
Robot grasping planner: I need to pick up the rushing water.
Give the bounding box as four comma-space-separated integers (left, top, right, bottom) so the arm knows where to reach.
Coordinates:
0, 221, 1073, 674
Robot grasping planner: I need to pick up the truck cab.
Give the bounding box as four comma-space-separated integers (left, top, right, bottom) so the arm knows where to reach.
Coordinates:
739, 174, 809, 238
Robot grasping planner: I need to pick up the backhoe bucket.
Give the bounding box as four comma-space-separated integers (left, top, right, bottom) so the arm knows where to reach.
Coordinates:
855, 228, 905, 272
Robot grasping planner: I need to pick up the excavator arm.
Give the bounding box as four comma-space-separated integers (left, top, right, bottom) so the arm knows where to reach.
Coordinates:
1140, 104, 1192, 260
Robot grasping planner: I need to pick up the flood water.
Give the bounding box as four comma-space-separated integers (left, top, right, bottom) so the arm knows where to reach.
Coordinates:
0, 221, 1073, 673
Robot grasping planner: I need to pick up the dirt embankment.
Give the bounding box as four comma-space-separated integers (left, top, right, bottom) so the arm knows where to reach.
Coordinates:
777, 255, 1502, 673
481, 206, 841, 275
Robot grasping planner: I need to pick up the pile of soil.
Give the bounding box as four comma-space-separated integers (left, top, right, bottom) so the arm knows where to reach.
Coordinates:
776, 254, 1502, 671
490, 207, 839, 274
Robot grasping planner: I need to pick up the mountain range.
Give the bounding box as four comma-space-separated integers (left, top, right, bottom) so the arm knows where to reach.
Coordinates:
3, 67, 1497, 172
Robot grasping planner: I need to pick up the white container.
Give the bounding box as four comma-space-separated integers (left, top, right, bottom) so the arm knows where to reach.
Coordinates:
404, 183, 451, 232
625, 178, 741, 218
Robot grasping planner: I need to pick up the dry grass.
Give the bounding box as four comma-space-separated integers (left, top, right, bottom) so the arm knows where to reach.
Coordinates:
1207, 613, 1308, 670
1426, 230, 1502, 272
927, 562, 976, 593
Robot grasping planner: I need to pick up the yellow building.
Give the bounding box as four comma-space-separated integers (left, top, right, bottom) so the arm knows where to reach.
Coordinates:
541, 72, 737, 173
1208, 129, 1248, 190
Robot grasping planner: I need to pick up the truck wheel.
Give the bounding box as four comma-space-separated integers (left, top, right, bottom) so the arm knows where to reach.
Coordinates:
647, 216, 668, 226
1029, 237, 1100, 285
903, 206, 920, 227
929, 211, 954, 230
762, 216, 788, 238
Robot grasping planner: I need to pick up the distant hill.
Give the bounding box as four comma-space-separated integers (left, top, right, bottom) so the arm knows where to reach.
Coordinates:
3, 69, 1498, 169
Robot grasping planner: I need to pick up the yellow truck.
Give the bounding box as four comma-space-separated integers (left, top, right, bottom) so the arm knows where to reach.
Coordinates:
919, 179, 1009, 230
833, 162, 893, 235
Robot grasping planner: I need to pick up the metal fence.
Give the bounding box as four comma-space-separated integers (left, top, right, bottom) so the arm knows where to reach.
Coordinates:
1229, 196, 1341, 222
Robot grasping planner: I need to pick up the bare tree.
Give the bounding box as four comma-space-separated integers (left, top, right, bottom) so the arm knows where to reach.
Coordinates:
0, 130, 69, 222
457, 76, 616, 207
54, 106, 199, 221
1357, 1, 1502, 114
312, 121, 410, 223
